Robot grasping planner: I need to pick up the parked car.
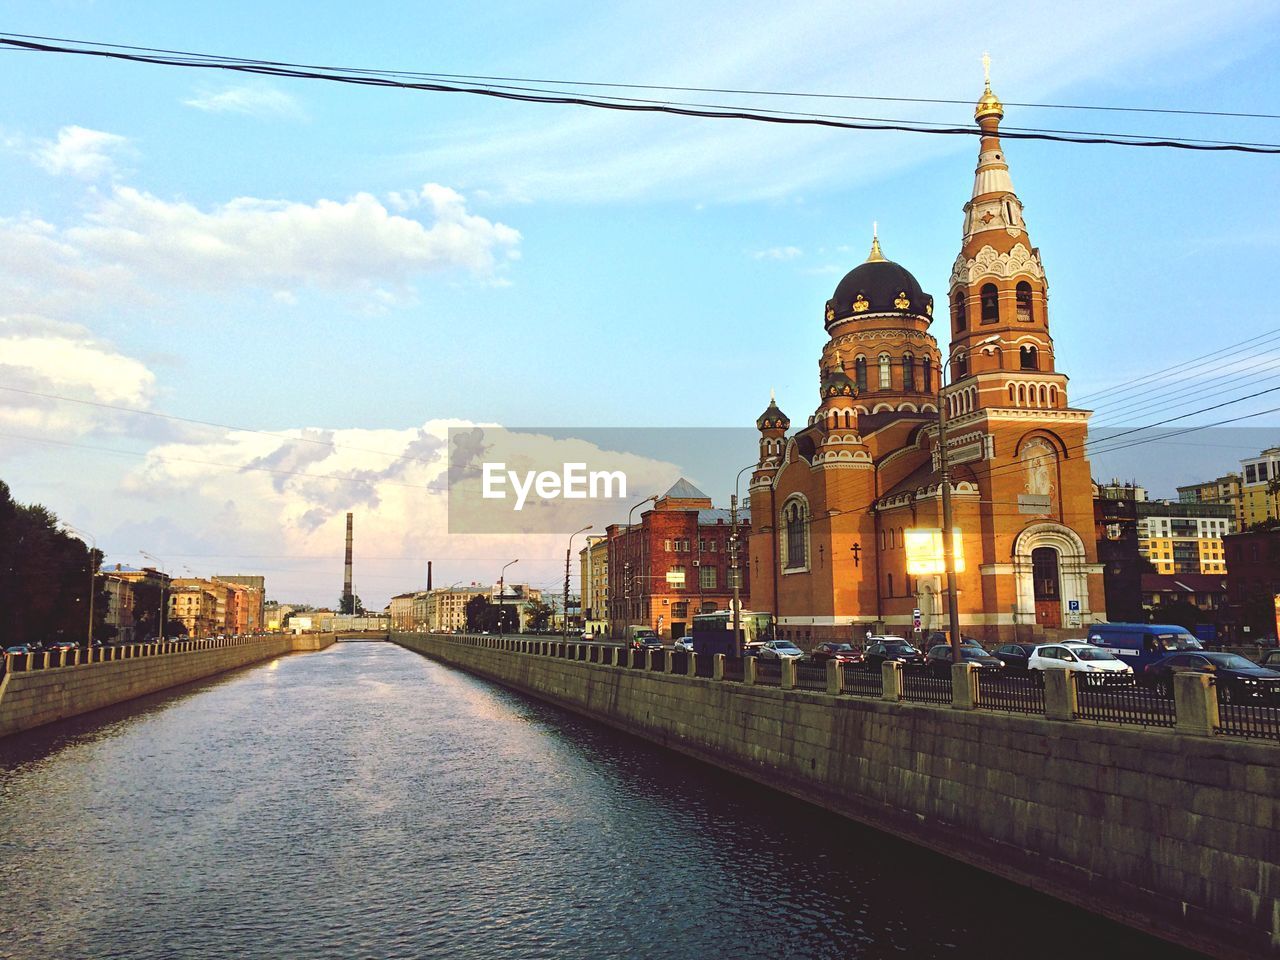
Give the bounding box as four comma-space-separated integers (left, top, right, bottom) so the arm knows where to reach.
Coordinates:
757, 639, 804, 660
1143, 652, 1280, 702
925, 644, 1004, 677
674, 636, 695, 652
863, 640, 925, 671
1027, 644, 1133, 683
1259, 649, 1280, 669
630, 634, 664, 652
992, 642, 1040, 672
4, 644, 31, 655
810, 641, 862, 664
925, 632, 988, 651
48, 640, 80, 652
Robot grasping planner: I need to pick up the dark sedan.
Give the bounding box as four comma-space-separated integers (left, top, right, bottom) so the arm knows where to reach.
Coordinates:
925, 632, 987, 651
992, 642, 1040, 672
925, 644, 1004, 678
863, 640, 925, 671
1259, 649, 1280, 669
1143, 652, 1280, 703
811, 642, 863, 665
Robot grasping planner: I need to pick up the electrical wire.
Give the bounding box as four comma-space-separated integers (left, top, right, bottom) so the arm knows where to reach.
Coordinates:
3, 34, 1279, 153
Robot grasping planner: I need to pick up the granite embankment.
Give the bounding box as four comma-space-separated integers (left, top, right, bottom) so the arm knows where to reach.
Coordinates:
394, 632, 1279, 960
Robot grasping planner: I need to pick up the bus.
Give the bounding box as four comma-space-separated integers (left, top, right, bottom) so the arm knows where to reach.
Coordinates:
691, 610, 776, 657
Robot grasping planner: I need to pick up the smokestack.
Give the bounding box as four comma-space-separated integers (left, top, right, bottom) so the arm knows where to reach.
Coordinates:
343, 512, 354, 608
427, 560, 433, 591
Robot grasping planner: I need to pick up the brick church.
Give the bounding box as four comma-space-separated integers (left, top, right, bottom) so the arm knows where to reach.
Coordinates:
747, 74, 1102, 645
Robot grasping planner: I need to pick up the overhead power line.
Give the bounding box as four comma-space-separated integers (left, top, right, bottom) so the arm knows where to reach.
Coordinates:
3, 33, 1279, 153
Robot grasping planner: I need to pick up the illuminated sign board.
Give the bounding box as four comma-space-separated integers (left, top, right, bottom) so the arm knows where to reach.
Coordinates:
905, 528, 965, 576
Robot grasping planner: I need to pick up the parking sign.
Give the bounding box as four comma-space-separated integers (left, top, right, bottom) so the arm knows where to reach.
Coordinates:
1067, 600, 1080, 612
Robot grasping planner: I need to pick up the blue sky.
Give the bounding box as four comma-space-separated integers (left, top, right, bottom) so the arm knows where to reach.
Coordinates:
2, 1, 1279, 606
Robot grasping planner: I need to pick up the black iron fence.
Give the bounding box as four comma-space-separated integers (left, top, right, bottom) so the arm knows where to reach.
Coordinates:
840, 663, 883, 698
902, 670, 953, 705
670, 651, 688, 675
694, 654, 715, 678
795, 662, 828, 691
722, 658, 744, 683
754, 659, 782, 687
1217, 689, 1280, 742
1074, 679, 1175, 728
976, 673, 1045, 715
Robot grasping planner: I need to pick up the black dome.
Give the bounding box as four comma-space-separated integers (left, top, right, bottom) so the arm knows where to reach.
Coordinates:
825, 258, 933, 328
756, 397, 790, 430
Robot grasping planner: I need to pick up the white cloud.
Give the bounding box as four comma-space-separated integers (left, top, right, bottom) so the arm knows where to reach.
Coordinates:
0, 315, 156, 436
0, 182, 521, 316
33, 126, 130, 179
183, 85, 305, 120
117, 420, 682, 605
752, 246, 803, 261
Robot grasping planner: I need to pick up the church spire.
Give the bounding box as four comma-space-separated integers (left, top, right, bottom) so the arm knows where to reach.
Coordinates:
866, 221, 885, 262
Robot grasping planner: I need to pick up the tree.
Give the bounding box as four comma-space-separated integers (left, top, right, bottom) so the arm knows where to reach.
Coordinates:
1147, 599, 1202, 632
526, 600, 553, 632
338, 593, 366, 615
465, 594, 490, 632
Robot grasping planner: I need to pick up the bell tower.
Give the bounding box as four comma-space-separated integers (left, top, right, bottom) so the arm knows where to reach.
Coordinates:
947, 56, 1061, 403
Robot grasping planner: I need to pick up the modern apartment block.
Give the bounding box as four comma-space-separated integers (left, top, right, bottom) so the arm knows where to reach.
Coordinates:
1136, 501, 1236, 575
1240, 447, 1280, 527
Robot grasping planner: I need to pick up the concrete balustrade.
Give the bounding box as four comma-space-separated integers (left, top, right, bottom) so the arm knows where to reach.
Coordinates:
1173, 673, 1219, 736
686, 652, 698, 678
780, 658, 797, 690
713, 654, 725, 681
1042, 669, 1076, 721
743, 656, 758, 686
880, 661, 902, 701
951, 661, 977, 710
826, 660, 842, 696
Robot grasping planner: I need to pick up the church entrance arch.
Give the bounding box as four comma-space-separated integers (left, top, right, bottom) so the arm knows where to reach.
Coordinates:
1031, 546, 1061, 628
1013, 523, 1089, 633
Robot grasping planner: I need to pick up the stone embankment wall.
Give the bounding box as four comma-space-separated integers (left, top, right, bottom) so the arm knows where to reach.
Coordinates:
393, 633, 1279, 960
0, 634, 336, 737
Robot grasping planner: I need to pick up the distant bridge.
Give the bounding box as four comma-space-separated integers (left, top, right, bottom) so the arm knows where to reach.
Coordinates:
333, 630, 391, 642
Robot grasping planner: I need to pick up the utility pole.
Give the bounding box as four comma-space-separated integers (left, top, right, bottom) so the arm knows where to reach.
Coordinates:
937, 377, 963, 665
730, 492, 741, 655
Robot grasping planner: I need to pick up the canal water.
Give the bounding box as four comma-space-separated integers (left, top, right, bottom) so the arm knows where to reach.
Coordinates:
0, 642, 1199, 960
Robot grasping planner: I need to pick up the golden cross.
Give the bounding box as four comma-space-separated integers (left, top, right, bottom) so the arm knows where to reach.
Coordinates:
982, 52, 991, 85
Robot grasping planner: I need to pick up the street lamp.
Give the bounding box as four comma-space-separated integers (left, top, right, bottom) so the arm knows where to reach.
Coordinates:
563, 525, 592, 639
729, 463, 757, 656
140, 550, 168, 643
61, 523, 97, 649
623, 495, 659, 638
498, 559, 519, 634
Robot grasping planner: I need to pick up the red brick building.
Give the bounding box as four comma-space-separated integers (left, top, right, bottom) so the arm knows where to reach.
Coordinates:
607, 479, 751, 639
1224, 528, 1280, 641
747, 77, 1102, 646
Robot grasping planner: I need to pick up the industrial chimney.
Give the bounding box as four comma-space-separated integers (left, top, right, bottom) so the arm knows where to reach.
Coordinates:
427, 560, 433, 591
342, 512, 354, 611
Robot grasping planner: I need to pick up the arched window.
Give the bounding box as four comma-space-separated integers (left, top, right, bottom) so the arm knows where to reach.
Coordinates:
854, 355, 867, 393
980, 283, 999, 323
1016, 281, 1033, 322
902, 353, 915, 391
921, 357, 932, 393
782, 498, 809, 571
953, 291, 967, 332
955, 352, 969, 378
1020, 345, 1039, 370
1008, 384, 1016, 404
878, 353, 892, 389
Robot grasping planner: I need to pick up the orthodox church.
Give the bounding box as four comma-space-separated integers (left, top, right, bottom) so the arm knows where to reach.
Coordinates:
747, 73, 1102, 645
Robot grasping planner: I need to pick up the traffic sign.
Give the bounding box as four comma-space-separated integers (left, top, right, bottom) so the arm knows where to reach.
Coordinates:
912, 608, 922, 631
1068, 599, 1080, 612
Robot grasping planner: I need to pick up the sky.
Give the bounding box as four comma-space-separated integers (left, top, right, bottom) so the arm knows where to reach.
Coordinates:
2, 0, 1279, 607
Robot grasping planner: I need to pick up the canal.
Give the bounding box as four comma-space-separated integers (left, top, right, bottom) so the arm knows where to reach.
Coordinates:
0, 642, 1200, 959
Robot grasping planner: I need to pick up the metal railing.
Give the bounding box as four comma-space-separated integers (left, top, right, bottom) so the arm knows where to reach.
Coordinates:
670, 651, 689, 675
1074, 678, 1175, 728
1, 635, 271, 674
722, 658, 744, 683
902, 670, 953, 705
976, 672, 1045, 715
755, 659, 782, 687
1217, 685, 1280, 741
840, 663, 883, 698
694, 655, 715, 679
795, 662, 828, 691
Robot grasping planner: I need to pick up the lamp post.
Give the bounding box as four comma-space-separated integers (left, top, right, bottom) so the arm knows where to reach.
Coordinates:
563, 525, 592, 639
61, 523, 97, 649
623, 495, 659, 637
498, 559, 518, 634
140, 550, 168, 643
729, 463, 757, 656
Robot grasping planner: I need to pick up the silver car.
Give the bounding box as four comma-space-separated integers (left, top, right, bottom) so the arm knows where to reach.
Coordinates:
757, 639, 805, 660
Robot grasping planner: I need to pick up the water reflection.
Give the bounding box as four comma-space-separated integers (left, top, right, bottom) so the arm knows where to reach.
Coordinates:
0, 643, 1201, 959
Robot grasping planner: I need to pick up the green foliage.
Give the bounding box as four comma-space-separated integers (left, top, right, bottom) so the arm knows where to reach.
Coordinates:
0, 480, 105, 647
464, 594, 519, 633
338, 593, 366, 615
526, 600, 553, 632
1145, 599, 1202, 631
